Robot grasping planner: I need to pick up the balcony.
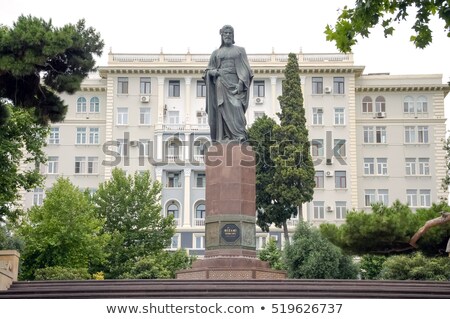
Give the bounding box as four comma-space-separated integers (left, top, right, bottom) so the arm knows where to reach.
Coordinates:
194, 218, 205, 227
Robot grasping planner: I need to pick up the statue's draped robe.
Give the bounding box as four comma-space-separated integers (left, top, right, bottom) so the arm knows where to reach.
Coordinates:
204, 45, 253, 142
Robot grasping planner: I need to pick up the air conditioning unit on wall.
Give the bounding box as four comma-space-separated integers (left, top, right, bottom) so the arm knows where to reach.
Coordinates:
376, 112, 386, 118
255, 97, 264, 104
326, 170, 333, 177
130, 141, 139, 147
324, 87, 332, 94
140, 95, 150, 103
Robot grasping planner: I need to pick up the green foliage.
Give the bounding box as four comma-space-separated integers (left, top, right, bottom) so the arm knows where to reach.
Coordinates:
380, 252, 450, 280
320, 201, 450, 256
0, 15, 104, 124
325, 1, 450, 52
359, 254, 387, 280
285, 222, 358, 279
0, 15, 103, 222
0, 223, 23, 250
18, 178, 109, 280
0, 104, 48, 222
258, 238, 286, 270
248, 53, 315, 239
34, 266, 91, 280
93, 169, 175, 278
120, 250, 196, 279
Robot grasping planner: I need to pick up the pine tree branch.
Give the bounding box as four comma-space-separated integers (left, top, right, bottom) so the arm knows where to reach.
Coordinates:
409, 212, 450, 248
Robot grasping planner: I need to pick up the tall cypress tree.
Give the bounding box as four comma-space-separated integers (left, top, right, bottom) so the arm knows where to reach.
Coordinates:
249, 53, 315, 241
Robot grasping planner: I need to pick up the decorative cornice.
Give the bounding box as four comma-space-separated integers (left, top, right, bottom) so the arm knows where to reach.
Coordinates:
80, 86, 106, 92
356, 85, 449, 93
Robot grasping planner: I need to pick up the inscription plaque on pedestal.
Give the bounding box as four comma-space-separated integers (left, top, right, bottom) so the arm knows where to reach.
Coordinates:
221, 224, 240, 243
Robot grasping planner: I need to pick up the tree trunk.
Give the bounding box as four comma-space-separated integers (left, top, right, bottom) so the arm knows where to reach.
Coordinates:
409, 213, 450, 248
282, 220, 289, 244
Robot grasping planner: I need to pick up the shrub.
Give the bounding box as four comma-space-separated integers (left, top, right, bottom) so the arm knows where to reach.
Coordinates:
380, 252, 450, 280
34, 266, 91, 280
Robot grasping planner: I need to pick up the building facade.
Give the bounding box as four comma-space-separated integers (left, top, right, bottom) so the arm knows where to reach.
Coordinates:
20, 51, 449, 255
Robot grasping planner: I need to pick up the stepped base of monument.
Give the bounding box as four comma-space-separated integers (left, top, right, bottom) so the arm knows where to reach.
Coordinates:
176, 256, 287, 280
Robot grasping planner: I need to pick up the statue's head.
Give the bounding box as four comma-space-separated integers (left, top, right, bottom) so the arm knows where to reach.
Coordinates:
220, 25, 235, 47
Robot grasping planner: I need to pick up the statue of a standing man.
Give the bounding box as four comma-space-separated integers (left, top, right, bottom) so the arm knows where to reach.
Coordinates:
204, 25, 253, 143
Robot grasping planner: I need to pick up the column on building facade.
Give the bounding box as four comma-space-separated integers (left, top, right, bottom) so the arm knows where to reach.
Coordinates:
184, 77, 191, 129
271, 76, 278, 117
104, 76, 115, 181
157, 76, 165, 126
155, 133, 163, 161
184, 133, 190, 163
155, 167, 163, 184
433, 93, 448, 200
347, 74, 358, 209
183, 168, 191, 227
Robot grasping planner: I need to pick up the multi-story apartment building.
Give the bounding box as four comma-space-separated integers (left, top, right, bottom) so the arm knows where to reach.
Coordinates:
20, 51, 449, 255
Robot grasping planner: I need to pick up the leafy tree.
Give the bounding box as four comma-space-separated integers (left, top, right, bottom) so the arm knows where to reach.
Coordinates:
325, 0, 450, 53
248, 116, 280, 232
380, 252, 450, 280
258, 237, 286, 270
249, 53, 315, 241
0, 15, 104, 125
93, 169, 175, 278
0, 15, 103, 222
0, 104, 48, 222
320, 201, 450, 256
285, 221, 358, 279
120, 250, 195, 279
18, 178, 108, 280
359, 254, 387, 280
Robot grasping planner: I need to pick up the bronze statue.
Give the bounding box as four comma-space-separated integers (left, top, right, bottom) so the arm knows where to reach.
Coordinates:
204, 25, 253, 142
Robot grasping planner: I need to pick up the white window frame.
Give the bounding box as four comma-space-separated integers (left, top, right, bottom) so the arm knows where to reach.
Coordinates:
311, 139, 324, 156
117, 107, 129, 125
76, 97, 87, 113
47, 156, 59, 174
364, 189, 376, 207
193, 234, 205, 249
313, 201, 325, 219
117, 77, 128, 94
89, 97, 100, 113
87, 157, 98, 174
419, 189, 431, 207
407, 189, 418, 207
75, 156, 86, 174
76, 127, 87, 144
49, 127, 60, 144
140, 107, 151, 125
334, 107, 345, 125
335, 201, 347, 220
89, 127, 99, 144
33, 188, 44, 206
376, 158, 388, 175
364, 158, 375, 175
312, 108, 323, 125
140, 77, 151, 94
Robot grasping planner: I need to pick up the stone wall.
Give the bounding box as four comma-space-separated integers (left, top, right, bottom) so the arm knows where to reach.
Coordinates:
0, 250, 20, 290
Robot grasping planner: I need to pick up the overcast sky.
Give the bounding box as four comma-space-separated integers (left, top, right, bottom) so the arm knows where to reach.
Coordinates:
1, 0, 449, 118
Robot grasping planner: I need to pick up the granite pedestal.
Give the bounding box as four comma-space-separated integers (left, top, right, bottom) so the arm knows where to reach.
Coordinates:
177, 142, 286, 280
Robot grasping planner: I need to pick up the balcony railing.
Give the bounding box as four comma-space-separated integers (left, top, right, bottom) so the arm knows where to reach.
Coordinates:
108, 52, 354, 66
194, 218, 205, 226
286, 219, 299, 227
